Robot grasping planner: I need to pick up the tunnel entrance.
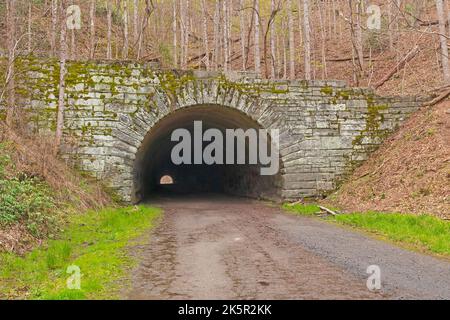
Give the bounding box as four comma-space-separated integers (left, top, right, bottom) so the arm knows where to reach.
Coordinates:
132, 105, 282, 203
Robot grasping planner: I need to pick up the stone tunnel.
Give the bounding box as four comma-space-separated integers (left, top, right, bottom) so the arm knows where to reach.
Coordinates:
2, 58, 426, 203
133, 105, 282, 201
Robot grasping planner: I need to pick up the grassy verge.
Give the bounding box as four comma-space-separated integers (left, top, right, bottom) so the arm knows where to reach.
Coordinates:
283, 204, 450, 257
282, 203, 321, 216
0, 206, 161, 300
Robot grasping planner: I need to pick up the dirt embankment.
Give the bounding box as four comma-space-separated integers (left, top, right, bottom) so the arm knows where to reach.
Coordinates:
326, 101, 450, 219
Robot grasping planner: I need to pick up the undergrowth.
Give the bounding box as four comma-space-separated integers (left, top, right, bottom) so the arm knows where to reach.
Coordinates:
0, 124, 111, 253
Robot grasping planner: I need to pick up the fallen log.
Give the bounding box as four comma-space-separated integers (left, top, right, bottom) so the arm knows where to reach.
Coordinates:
327, 55, 379, 62
373, 46, 420, 89
318, 206, 340, 216
423, 87, 450, 108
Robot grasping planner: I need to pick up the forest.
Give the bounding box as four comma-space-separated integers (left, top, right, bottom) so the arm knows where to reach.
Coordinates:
2, 1, 450, 97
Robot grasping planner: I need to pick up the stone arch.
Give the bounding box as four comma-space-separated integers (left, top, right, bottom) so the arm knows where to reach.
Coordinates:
132, 104, 286, 202
109, 78, 290, 202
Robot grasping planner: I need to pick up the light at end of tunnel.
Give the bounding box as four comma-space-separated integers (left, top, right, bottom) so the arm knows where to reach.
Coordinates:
160, 175, 174, 185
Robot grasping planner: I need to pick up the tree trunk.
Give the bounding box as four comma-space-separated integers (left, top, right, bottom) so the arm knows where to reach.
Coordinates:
287, 0, 295, 79
223, 0, 229, 71
270, 0, 276, 78
297, 0, 303, 47
107, 1, 112, 59
318, 0, 327, 79
134, 0, 139, 43
173, 0, 178, 67
387, 1, 394, 50
123, 0, 129, 59
239, 0, 247, 71
276, 30, 281, 77
5, 0, 16, 127
136, 0, 153, 60
185, 0, 190, 68
355, 0, 364, 70
282, 20, 287, 79
51, 0, 58, 57
254, 0, 261, 75
303, 0, 311, 80
70, 28, 75, 60
55, 0, 68, 153
201, 0, 210, 70
227, 0, 233, 69
436, 0, 450, 83
180, 0, 187, 68
213, 0, 220, 70
28, 2, 32, 54
89, 0, 96, 59
332, 0, 337, 35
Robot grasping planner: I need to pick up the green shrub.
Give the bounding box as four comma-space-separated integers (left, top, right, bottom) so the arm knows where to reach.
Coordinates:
0, 143, 56, 237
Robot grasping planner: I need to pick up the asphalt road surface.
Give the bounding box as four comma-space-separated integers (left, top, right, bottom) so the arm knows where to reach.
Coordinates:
124, 194, 450, 300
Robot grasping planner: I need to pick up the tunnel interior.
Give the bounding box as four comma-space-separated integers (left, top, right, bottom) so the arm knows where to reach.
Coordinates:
133, 105, 282, 202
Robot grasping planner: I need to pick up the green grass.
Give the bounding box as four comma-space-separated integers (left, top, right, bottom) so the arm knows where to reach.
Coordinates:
332, 212, 450, 256
282, 203, 321, 216
283, 203, 450, 256
0, 205, 161, 300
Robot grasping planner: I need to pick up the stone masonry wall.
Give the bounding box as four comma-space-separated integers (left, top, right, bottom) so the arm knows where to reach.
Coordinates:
1, 57, 426, 202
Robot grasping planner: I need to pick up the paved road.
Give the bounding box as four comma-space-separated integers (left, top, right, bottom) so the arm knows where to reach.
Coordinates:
124, 195, 450, 300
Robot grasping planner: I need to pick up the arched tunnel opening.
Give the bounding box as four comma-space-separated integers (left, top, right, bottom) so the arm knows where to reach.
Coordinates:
132, 105, 282, 203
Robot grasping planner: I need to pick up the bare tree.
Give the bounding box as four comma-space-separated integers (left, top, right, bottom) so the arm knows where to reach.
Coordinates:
136, 0, 154, 60
134, 0, 139, 43
263, 0, 281, 78
28, 2, 32, 54
355, 0, 364, 70
223, 0, 229, 71
123, 0, 129, 59
287, 0, 295, 79
107, 1, 112, 59
89, 0, 96, 59
282, 20, 287, 79
180, 0, 188, 68
5, 0, 16, 127
239, 0, 247, 71
270, 0, 277, 78
436, 0, 450, 83
55, 0, 68, 152
303, 0, 311, 80
254, 0, 261, 75
348, 0, 363, 84
387, 0, 394, 50
317, 0, 327, 78
213, 0, 221, 70
201, 0, 210, 70
51, 0, 58, 57
173, 0, 178, 67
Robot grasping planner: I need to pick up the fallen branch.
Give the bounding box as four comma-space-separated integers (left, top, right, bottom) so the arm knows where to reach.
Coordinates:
423, 87, 450, 108
327, 55, 379, 62
286, 200, 303, 206
318, 206, 340, 216
373, 46, 420, 89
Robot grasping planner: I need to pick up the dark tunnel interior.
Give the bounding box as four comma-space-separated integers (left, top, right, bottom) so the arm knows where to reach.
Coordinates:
132, 105, 282, 203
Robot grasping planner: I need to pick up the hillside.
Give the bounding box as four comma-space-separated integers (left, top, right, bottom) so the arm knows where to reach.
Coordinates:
0, 124, 112, 254
326, 101, 450, 219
